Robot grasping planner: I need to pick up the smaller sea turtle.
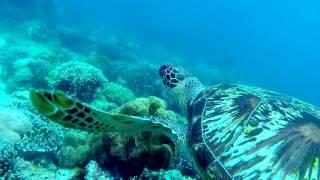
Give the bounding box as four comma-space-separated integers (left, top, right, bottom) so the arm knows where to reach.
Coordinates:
30, 64, 320, 179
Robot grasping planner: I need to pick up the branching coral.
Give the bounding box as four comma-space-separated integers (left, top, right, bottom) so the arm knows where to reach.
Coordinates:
48, 61, 108, 102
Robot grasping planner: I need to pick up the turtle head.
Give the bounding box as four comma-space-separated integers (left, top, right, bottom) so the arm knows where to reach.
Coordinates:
159, 64, 204, 113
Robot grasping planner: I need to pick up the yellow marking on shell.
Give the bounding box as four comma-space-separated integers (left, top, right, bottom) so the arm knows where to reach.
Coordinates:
244, 125, 255, 135
53, 91, 73, 109
29, 89, 56, 116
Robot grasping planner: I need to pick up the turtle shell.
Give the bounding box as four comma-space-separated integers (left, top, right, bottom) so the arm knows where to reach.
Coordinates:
188, 84, 320, 179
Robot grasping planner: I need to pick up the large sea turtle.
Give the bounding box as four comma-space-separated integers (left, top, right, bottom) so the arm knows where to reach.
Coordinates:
30, 64, 320, 179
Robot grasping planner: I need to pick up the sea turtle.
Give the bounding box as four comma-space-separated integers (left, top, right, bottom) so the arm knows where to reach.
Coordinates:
29, 64, 320, 179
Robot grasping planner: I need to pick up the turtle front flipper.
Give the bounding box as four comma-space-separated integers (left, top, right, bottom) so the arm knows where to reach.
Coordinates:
29, 90, 183, 138
30, 90, 151, 132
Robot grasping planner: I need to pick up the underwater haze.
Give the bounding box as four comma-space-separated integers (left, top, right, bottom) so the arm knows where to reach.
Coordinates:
61, 0, 320, 106
1, 0, 320, 179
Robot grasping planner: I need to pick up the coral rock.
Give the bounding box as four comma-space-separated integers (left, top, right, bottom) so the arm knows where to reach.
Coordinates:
48, 61, 108, 102
96, 132, 176, 178
0, 139, 17, 177
8, 158, 79, 179
0, 109, 32, 143
116, 96, 176, 121
16, 114, 63, 160
6, 58, 52, 92
99, 82, 135, 106
85, 160, 114, 180
141, 169, 193, 180
57, 131, 103, 168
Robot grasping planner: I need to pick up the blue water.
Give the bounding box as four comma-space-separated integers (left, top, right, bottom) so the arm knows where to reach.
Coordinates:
1, 1, 320, 179
60, 0, 320, 106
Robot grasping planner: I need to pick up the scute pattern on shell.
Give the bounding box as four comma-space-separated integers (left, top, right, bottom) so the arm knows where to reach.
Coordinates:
191, 84, 320, 179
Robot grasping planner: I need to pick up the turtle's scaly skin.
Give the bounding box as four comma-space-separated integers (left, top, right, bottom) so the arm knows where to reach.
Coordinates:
189, 84, 320, 179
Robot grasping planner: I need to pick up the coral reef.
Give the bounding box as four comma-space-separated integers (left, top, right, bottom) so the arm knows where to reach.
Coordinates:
0, 140, 17, 177
57, 131, 103, 168
0, 7, 209, 178
124, 64, 160, 97
86, 96, 187, 178
0, 83, 9, 105
48, 61, 108, 102
99, 82, 136, 106
0, 109, 33, 143
116, 96, 177, 121
15, 112, 63, 160
8, 158, 79, 179
96, 132, 176, 178
141, 169, 194, 180
85, 160, 114, 180
102, 61, 160, 97
97, 60, 180, 112
6, 57, 52, 92
25, 20, 48, 42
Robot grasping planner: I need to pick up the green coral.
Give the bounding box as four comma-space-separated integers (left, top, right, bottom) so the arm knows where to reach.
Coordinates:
98, 82, 135, 106
116, 96, 176, 121
48, 61, 108, 102
117, 97, 149, 116
57, 131, 103, 168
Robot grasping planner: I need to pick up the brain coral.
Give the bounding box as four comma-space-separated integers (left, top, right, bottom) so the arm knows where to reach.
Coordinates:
48, 61, 108, 102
